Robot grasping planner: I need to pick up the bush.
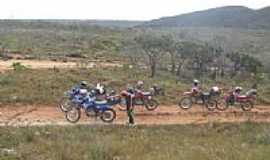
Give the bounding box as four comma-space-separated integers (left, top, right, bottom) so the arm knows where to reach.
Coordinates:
11, 62, 27, 71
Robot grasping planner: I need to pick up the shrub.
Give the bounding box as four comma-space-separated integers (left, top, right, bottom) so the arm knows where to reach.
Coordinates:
11, 62, 27, 71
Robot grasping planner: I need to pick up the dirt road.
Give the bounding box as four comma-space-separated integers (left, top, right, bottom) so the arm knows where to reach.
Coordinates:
1, 105, 270, 126
0, 60, 122, 71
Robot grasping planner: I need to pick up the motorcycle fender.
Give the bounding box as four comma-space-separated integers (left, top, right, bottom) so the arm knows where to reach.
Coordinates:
183, 92, 192, 96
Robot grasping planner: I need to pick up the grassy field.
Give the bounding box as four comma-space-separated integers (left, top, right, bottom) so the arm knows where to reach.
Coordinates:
0, 123, 270, 160
0, 66, 269, 106
0, 67, 188, 105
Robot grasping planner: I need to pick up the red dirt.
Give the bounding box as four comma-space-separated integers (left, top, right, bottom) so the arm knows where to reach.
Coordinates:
1, 105, 270, 126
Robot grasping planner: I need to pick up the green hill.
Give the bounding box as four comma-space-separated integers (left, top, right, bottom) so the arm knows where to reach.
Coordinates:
140, 6, 270, 29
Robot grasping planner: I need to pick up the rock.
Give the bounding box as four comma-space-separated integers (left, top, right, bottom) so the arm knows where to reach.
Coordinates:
1, 148, 17, 156
34, 131, 41, 136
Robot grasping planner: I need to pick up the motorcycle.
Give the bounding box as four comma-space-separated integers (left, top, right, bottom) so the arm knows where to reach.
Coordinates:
65, 93, 121, 123
216, 89, 257, 111
59, 84, 112, 112
118, 90, 159, 111
59, 87, 83, 112
178, 88, 220, 111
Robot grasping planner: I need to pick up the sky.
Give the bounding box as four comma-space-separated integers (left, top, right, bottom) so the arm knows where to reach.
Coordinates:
1, 0, 270, 20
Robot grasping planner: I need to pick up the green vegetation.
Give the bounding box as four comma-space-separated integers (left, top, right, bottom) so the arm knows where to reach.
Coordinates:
0, 19, 269, 105
0, 67, 268, 106
0, 68, 187, 105
11, 62, 27, 71
1, 123, 270, 160
0, 20, 128, 61
140, 6, 270, 29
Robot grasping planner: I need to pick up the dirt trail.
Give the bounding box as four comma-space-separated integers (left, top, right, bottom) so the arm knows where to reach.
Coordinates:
0, 60, 122, 71
1, 105, 270, 126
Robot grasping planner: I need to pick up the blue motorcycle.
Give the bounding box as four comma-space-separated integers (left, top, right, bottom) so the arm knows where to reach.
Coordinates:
65, 93, 120, 123
59, 86, 84, 112
58, 86, 87, 112
59, 86, 101, 112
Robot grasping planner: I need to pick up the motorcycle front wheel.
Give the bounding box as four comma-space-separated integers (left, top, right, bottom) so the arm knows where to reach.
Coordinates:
118, 98, 127, 111
65, 107, 81, 123
59, 97, 73, 112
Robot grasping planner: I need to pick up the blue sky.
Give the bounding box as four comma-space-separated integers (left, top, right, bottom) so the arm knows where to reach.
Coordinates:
1, 0, 270, 20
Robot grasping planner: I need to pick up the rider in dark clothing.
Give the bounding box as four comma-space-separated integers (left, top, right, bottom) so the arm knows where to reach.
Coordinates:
122, 86, 135, 125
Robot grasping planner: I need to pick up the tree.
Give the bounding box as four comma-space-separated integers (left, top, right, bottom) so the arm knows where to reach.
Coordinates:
174, 41, 195, 77
240, 54, 263, 76
121, 39, 143, 67
160, 35, 176, 74
227, 52, 263, 77
227, 52, 242, 77
134, 34, 168, 77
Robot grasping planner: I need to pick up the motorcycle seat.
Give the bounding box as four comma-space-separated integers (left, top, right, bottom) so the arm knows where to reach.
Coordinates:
202, 92, 210, 96
142, 92, 152, 96
95, 100, 108, 105
237, 96, 248, 99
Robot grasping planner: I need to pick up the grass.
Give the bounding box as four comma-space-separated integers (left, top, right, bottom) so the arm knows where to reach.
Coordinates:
0, 67, 269, 106
1, 123, 270, 160
0, 67, 190, 105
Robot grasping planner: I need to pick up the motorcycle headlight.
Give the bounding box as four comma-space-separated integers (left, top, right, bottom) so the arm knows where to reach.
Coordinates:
64, 91, 70, 96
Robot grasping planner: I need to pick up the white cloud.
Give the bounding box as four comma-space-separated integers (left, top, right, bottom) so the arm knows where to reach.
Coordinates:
0, 0, 269, 20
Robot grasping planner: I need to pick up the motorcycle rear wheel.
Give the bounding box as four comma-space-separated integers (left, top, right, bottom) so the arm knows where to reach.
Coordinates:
216, 100, 230, 111
241, 101, 253, 111
145, 99, 159, 111
100, 108, 116, 123
205, 99, 217, 111
178, 97, 193, 110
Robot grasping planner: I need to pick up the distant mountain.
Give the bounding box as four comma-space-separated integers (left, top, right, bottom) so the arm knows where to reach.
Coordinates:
84, 20, 144, 28
0, 20, 144, 29
139, 6, 270, 29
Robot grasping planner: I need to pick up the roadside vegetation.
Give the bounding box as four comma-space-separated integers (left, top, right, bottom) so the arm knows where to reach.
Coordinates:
0, 67, 269, 106
0, 20, 270, 105
1, 122, 270, 160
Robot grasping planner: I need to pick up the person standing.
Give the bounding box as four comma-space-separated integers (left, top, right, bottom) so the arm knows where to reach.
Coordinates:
121, 85, 135, 125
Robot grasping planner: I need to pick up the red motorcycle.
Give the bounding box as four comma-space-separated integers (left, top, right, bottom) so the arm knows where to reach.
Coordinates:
118, 90, 159, 111
216, 89, 257, 111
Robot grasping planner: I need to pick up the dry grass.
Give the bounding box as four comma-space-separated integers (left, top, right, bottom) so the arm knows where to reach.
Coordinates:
1, 123, 270, 160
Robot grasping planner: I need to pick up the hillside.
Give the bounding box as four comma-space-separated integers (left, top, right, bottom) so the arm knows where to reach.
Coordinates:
140, 6, 270, 29
0, 19, 143, 29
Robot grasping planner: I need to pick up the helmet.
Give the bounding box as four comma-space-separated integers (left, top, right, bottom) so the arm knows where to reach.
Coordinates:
211, 86, 219, 92
137, 80, 144, 86
136, 80, 144, 90
235, 86, 242, 92
193, 79, 200, 85
126, 84, 134, 93
80, 81, 87, 87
